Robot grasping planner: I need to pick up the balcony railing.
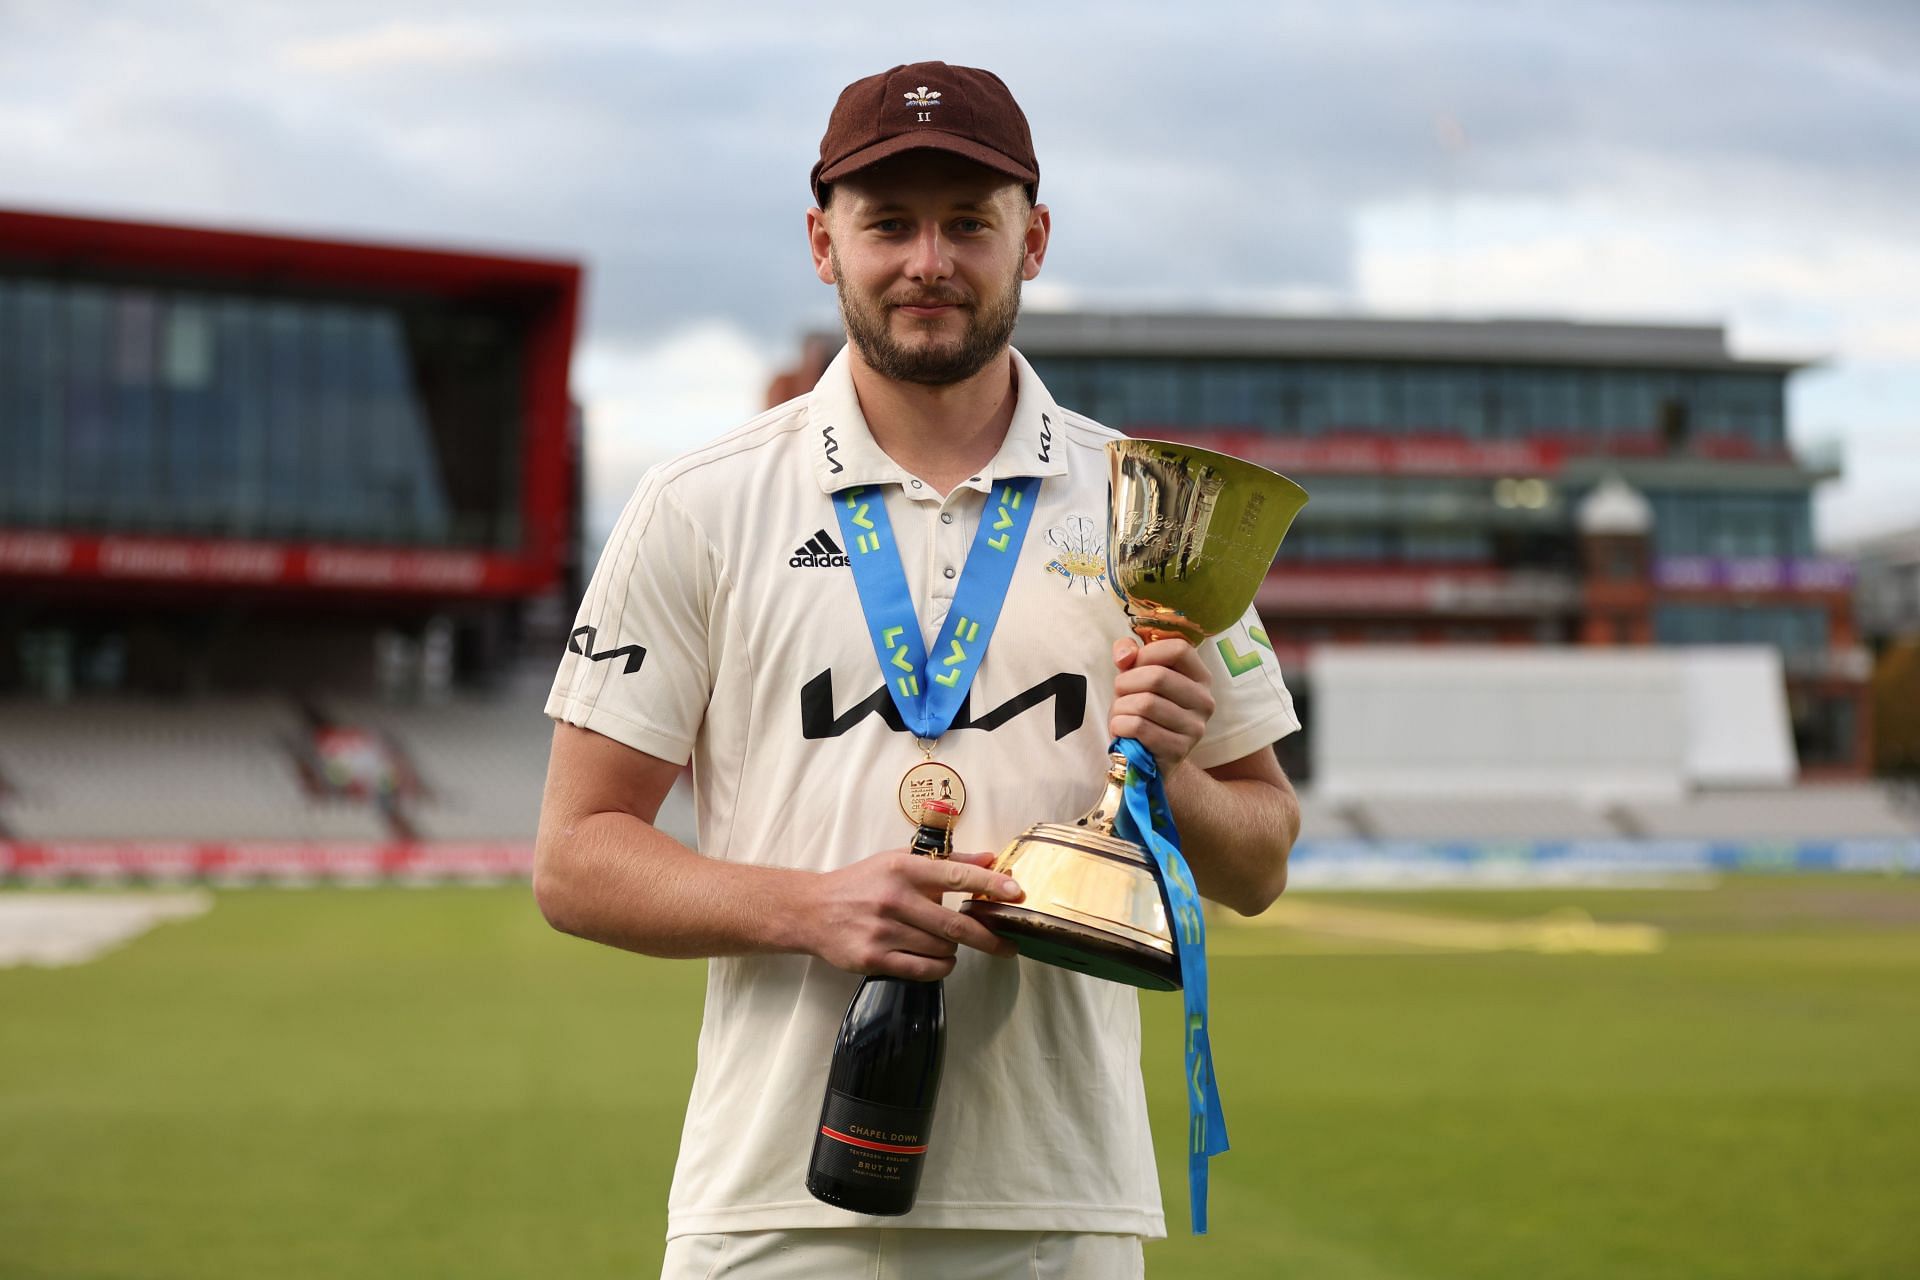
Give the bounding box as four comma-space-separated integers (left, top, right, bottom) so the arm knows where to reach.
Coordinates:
1258, 567, 1580, 615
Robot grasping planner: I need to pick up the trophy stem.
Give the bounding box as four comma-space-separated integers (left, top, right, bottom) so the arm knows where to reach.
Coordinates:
1132, 623, 1191, 646
1074, 753, 1131, 836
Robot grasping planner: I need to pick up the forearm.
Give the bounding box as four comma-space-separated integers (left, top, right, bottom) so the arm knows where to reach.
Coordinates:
1163, 762, 1300, 916
533, 809, 815, 959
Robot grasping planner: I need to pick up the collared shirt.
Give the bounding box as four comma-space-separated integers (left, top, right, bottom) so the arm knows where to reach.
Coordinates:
806, 346, 1070, 496
547, 345, 1300, 1239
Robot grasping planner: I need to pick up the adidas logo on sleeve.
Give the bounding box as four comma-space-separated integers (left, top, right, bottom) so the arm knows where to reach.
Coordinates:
789, 529, 850, 568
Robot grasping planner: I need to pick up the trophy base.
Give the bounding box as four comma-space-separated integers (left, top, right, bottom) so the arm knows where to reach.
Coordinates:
963, 901, 1181, 991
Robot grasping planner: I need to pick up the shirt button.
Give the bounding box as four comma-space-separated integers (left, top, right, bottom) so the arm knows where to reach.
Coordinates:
943, 566, 956, 579
910, 479, 923, 489
940, 513, 954, 524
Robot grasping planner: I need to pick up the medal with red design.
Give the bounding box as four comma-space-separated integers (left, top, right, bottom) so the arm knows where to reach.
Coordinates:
899, 740, 967, 826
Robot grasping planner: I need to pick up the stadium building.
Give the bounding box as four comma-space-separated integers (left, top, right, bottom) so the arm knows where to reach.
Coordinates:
772, 313, 1870, 780
1, 216, 1903, 883
1855, 523, 1920, 777
0, 208, 591, 875
0, 208, 583, 696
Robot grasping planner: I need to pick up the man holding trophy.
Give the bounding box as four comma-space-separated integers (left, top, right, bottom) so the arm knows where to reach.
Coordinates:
537, 60, 1304, 1280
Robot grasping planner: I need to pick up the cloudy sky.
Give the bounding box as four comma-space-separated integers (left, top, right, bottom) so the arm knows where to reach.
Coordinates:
4, 0, 1915, 546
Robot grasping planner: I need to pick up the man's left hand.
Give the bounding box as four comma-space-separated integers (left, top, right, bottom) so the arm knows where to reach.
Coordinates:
1108, 636, 1216, 771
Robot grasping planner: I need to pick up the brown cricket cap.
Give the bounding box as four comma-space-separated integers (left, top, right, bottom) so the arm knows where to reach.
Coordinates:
812, 61, 1039, 207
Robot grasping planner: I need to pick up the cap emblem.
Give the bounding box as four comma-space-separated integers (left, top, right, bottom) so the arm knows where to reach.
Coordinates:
903, 86, 941, 121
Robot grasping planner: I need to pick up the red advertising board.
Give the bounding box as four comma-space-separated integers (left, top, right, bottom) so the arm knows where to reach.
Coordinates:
0, 531, 553, 597
0, 840, 535, 884
1145, 430, 1568, 477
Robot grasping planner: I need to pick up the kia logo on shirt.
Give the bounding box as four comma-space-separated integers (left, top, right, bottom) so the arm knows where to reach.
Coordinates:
568, 625, 647, 674
800, 670, 1087, 741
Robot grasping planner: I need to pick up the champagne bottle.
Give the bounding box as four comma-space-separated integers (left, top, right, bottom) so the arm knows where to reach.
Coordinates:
805, 799, 958, 1215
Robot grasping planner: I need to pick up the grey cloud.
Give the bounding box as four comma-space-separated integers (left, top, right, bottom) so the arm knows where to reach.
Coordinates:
1, 0, 1916, 351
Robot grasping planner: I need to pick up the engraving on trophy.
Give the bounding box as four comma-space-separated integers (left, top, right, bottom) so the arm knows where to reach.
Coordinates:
1235, 490, 1267, 541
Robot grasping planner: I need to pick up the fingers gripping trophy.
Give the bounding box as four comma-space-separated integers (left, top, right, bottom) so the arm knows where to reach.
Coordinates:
960, 437, 1305, 1233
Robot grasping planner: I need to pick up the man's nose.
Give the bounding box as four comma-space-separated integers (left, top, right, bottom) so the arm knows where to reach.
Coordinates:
905, 224, 953, 283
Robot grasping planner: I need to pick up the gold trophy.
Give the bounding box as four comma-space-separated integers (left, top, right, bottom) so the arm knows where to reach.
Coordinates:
960, 439, 1308, 990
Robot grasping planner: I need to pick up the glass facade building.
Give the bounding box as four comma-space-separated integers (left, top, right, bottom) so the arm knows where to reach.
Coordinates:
1643, 490, 1814, 560
1035, 357, 1788, 447
1023, 340, 1815, 574
998, 312, 1861, 773
1016, 318, 1827, 608
0, 208, 580, 696
0, 274, 527, 550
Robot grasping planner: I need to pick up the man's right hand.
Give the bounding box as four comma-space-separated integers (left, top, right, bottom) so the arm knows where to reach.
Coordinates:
802, 849, 1025, 980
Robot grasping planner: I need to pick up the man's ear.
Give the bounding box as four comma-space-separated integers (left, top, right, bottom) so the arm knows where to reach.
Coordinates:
1022, 203, 1052, 281
807, 207, 836, 285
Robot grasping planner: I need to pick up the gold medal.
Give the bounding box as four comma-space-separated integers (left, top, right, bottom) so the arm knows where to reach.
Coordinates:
899, 745, 966, 826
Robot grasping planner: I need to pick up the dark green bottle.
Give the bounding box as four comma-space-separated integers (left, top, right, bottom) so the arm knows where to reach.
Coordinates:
805, 800, 958, 1215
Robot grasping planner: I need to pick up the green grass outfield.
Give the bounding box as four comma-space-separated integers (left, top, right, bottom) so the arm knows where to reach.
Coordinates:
3, 877, 1917, 1279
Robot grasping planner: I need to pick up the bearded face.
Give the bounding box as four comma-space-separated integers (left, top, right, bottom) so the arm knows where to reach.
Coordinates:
832, 244, 1024, 387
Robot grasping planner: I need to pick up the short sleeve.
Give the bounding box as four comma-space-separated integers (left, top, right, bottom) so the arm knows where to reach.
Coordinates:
544, 471, 715, 765
1187, 603, 1301, 771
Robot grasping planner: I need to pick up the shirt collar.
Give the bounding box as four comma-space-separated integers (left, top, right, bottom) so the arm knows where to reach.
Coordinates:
806, 344, 1072, 495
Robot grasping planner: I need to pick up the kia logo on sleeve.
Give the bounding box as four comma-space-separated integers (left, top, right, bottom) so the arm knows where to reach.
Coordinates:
567, 625, 647, 674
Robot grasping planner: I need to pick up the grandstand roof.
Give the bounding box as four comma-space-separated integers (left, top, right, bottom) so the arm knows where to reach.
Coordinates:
1005, 311, 1817, 372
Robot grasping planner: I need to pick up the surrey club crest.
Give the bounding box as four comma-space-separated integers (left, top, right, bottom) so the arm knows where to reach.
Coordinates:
1044, 515, 1108, 594
904, 85, 941, 123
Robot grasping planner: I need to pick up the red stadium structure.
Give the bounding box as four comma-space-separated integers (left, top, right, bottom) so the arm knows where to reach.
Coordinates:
0, 207, 582, 696
0, 208, 588, 882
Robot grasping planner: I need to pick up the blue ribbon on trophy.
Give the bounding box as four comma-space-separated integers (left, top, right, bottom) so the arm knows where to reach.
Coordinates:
1112, 733, 1229, 1234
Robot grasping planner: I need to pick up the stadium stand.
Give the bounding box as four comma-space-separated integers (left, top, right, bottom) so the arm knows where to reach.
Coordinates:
0, 696, 388, 842
2, 684, 1910, 848
328, 690, 550, 843
329, 674, 697, 846
1357, 796, 1625, 841
1630, 784, 1918, 840
0, 675, 700, 861
1292, 790, 1365, 841
1310, 646, 1798, 800
0, 662, 1908, 882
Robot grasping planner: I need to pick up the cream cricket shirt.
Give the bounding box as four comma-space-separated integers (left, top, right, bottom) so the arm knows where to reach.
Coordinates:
546, 346, 1300, 1239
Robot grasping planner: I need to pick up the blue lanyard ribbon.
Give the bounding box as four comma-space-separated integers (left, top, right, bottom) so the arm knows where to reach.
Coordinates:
1112, 734, 1229, 1235
832, 476, 1041, 739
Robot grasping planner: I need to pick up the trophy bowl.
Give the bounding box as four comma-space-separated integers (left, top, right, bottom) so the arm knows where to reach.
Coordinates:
1104, 438, 1311, 645
962, 439, 1308, 989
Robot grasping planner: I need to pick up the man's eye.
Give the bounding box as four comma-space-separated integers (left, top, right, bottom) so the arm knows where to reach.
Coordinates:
873, 219, 905, 233
955, 219, 987, 234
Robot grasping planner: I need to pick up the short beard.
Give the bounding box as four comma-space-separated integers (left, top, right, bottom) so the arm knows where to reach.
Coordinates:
833, 249, 1023, 387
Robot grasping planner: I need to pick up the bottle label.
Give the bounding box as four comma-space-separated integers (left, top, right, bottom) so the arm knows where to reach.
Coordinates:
814, 1090, 931, 1186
